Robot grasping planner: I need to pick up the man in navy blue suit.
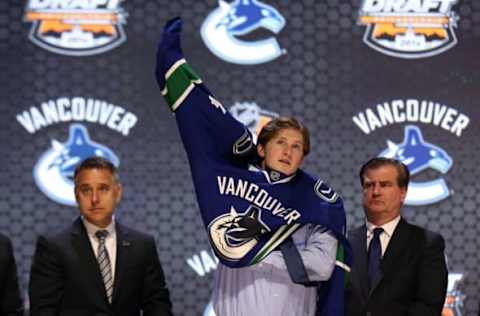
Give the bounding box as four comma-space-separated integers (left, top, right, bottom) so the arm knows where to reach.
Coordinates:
29, 157, 172, 316
346, 157, 448, 316
0, 233, 23, 316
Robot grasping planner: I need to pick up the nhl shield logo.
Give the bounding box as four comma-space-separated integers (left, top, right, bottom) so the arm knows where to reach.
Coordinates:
23, 0, 128, 56
358, 0, 460, 59
229, 102, 278, 142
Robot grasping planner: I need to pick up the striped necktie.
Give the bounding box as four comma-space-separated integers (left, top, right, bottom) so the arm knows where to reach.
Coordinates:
95, 230, 113, 303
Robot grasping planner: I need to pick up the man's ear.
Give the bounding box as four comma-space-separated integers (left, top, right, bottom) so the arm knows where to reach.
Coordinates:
400, 186, 407, 203
257, 144, 265, 158
74, 186, 79, 203
115, 183, 123, 204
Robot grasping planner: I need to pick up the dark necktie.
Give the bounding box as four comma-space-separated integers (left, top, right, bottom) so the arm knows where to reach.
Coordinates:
368, 227, 383, 290
95, 230, 113, 303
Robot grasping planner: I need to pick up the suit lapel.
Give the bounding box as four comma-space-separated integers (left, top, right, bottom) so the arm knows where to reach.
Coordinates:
380, 218, 411, 275
70, 218, 110, 304
351, 226, 370, 301
112, 223, 131, 303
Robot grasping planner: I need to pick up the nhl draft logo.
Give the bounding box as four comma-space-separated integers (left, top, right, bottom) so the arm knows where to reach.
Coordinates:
229, 102, 278, 142
379, 125, 453, 205
358, 0, 459, 58
201, 0, 286, 64
33, 124, 119, 206
24, 0, 128, 56
209, 205, 270, 261
442, 273, 466, 316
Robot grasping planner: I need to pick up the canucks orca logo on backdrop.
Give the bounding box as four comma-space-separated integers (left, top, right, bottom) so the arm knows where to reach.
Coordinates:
209, 205, 270, 261
379, 125, 453, 205
229, 102, 278, 142
358, 0, 459, 59
201, 0, 286, 64
24, 0, 127, 56
33, 124, 119, 206
203, 301, 215, 316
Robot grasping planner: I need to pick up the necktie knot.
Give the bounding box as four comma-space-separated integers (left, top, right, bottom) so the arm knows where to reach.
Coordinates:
95, 230, 109, 242
372, 227, 383, 238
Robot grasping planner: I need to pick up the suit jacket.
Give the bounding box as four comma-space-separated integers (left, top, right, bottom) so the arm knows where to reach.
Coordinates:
0, 234, 23, 316
29, 218, 173, 316
345, 218, 447, 316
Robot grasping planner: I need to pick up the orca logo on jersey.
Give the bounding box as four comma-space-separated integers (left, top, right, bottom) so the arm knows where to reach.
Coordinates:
358, 0, 459, 58
209, 205, 270, 261
379, 125, 453, 205
33, 124, 120, 206
201, 0, 286, 64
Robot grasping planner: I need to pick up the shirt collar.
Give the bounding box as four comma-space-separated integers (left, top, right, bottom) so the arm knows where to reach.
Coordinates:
82, 216, 116, 238
366, 215, 401, 238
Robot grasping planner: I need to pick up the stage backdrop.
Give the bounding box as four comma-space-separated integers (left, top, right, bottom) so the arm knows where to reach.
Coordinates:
1, 0, 479, 315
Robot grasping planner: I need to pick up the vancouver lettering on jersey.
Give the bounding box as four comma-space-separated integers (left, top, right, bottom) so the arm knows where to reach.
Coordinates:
217, 176, 301, 224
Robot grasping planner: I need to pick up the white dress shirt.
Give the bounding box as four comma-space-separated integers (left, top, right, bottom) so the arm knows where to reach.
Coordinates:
213, 224, 338, 316
366, 215, 401, 257
82, 217, 117, 278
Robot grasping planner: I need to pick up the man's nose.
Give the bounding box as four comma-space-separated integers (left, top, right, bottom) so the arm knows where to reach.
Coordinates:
91, 190, 100, 204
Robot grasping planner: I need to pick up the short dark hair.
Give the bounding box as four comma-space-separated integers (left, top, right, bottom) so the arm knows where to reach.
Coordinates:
257, 117, 310, 156
359, 157, 410, 188
74, 156, 119, 183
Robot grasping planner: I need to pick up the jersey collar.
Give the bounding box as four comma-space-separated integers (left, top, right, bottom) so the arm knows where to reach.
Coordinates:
248, 164, 296, 185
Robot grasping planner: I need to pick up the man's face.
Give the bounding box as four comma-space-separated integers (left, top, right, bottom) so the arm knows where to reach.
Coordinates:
257, 128, 305, 176
362, 165, 407, 225
74, 168, 122, 228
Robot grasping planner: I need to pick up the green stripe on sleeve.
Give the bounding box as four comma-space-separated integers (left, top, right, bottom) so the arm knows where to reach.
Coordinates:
249, 223, 299, 265
163, 61, 202, 111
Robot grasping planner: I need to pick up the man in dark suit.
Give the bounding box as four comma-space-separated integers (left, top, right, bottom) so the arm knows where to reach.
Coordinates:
346, 157, 448, 316
29, 156, 173, 316
0, 233, 23, 316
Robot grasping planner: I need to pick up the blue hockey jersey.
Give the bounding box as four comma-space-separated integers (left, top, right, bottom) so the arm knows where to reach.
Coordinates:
156, 17, 351, 316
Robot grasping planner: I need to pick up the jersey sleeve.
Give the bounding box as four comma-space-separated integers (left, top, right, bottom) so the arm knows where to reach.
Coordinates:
156, 18, 254, 165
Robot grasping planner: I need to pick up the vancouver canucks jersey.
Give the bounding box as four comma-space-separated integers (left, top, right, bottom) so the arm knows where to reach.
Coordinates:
156, 18, 351, 271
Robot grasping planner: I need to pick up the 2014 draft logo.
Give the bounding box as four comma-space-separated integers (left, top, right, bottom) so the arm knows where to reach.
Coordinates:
352, 99, 470, 205
357, 0, 459, 58
442, 273, 466, 316
24, 0, 128, 56
229, 102, 278, 142
201, 0, 286, 64
33, 124, 119, 206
